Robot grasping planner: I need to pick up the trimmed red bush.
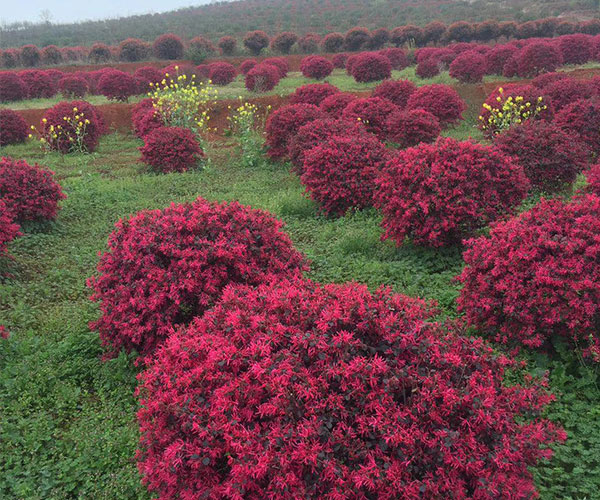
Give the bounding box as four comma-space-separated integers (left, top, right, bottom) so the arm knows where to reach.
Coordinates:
319, 92, 356, 116
0, 109, 28, 146
423, 21, 447, 44
195, 64, 210, 81
406, 84, 466, 125
89, 197, 307, 358
0, 72, 27, 102
557, 34, 593, 65
264, 103, 325, 158
344, 27, 371, 51
288, 83, 339, 106
139, 126, 204, 173
98, 69, 138, 102
458, 194, 600, 358
1, 49, 20, 68
367, 28, 390, 49
375, 138, 529, 247
218, 36, 237, 56
153, 33, 184, 60
331, 53, 348, 68
585, 163, 600, 195
0, 199, 20, 259
342, 97, 399, 139
43, 100, 105, 153
531, 71, 569, 88
485, 45, 519, 75
555, 98, 600, 154
133, 66, 163, 94
391, 24, 424, 46
270, 32, 298, 54
385, 108, 441, 148
544, 78, 595, 112
41, 45, 63, 65
378, 47, 409, 70
517, 42, 562, 77
322, 32, 345, 53
262, 57, 289, 78
300, 56, 333, 80
19, 70, 56, 99
208, 62, 237, 86
302, 134, 388, 215
20, 45, 41, 67
44, 69, 64, 86
372, 79, 416, 108
137, 279, 563, 500
449, 50, 486, 83
0, 156, 65, 222
131, 99, 163, 139
188, 36, 216, 56
415, 47, 455, 65
350, 52, 392, 83
446, 21, 475, 42
58, 75, 88, 98
416, 58, 441, 79
298, 33, 320, 53
239, 59, 257, 75
119, 38, 150, 62
493, 120, 589, 191
245, 63, 280, 92
243, 30, 270, 55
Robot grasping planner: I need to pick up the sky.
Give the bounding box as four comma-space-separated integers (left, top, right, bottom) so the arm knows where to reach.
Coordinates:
0, 0, 215, 25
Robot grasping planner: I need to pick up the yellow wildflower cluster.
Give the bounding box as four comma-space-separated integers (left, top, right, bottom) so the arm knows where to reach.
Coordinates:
227, 99, 272, 168
479, 87, 547, 134
29, 107, 91, 154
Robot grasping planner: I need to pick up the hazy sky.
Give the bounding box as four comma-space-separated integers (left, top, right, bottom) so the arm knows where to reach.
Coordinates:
0, 0, 214, 25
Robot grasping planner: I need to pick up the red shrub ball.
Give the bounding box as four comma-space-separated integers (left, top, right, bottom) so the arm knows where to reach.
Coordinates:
288, 83, 339, 106
264, 103, 325, 159
555, 98, 600, 154
119, 38, 151, 62
19, 70, 56, 99
557, 34, 593, 65
406, 84, 466, 125
0, 72, 27, 102
131, 99, 163, 139
58, 75, 88, 98
139, 126, 204, 173
152, 33, 184, 60
287, 117, 367, 174
485, 45, 519, 75
188, 36, 216, 56
262, 57, 289, 78
245, 63, 280, 92
322, 32, 345, 52
416, 59, 441, 79
134, 67, 163, 94
300, 56, 334, 80
208, 62, 237, 86
378, 48, 409, 70
41, 45, 63, 65
1, 49, 20, 68
298, 33, 320, 53
243, 30, 270, 55
0, 199, 20, 258
137, 279, 563, 500
97, 69, 138, 102
218, 36, 237, 56
585, 163, 600, 195
319, 92, 356, 116
44, 69, 64, 86
344, 26, 371, 51
544, 78, 595, 112
342, 97, 399, 139
458, 194, 600, 358
0, 109, 28, 146
43, 100, 106, 153
89, 197, 307, 358
385, 108, 441, 148
531, 71, 569, 88
239, 59, 257, 75
88, 43, 111, 64
194, 64, 211, 81
517, 42, 562, 77
449, 50, 486, 83
302, 134, 388, 215
350, 52, 392, 83
20, 45, 41, 67
494, 120, 590, 192
375, 138, 529, 247
270, 32, 298, 54
331, 53, 347, 68
0, 156, 65, 222
372, 79, 416, 108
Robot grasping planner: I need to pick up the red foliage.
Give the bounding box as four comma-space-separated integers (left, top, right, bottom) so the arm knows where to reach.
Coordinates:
239, 59, 257, 75
270, 32, 298, 54
19, 70, 57, 99
493, 120, 590, 191
218, 36, 237, 56
264, 103, 325, 159
98, 69, 138, 102
458, 194, 600, 358
517, 42, 562, 77
415, 47, 455, 65
119, 38, 151, 62
449, 50, 486, 83
89, 197, 307, 358
446, 21, 475, 42
557, 34, 593, 64
44, 69, 65, 86
153, 33, 184, 60
0, 109, 28, 146
244, 63, 280, 92
385, 108, 441, 148
302, 134, 388, 215
139, 126, 204, 173
375, 138, 529, 247
300, 56, 333, 80
262, 57, 289, 78
188, 36, 216, 56
543, 78, 595, 111
322, 32, 345, 53
131, 99, 163, 139
0, 156, 65, 222
243, 30, 270, 55
331, 53, 348, 68
485, 45, 519, 75
133, 66, 163, 94
344, 27, 371, 51
58, 75, 88, 98
423, 21, 447, 44
288, 83, 339, 106
391, 24, 424, 46
195, 64, 210, 80
406, 84, 465, 125
298, 33, 321, 53
1, 49, 20, 68
342, 97, 399, 139
319, 92, 356, 116
373, 79, 416, 108
41, 45, 63, 65
531, 71, 569, 88
367, 28, 391, 49
0, 199, 20, 259
378, 48, 409, 70
350, 52, 392, 83
585, 163, 600, 195
20, 45, 41, 67
208, 62, 237, 86
416, 58, 441, 78
137, 279, 563, 500
555, 98, 600, 154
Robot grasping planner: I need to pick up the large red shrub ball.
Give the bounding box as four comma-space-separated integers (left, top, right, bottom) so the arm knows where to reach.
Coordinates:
243, 30, 270, 55
458, 194, 600, 357
557, 34, 593, 65
416, 59, 441, 79
264, 103, 325, 159
449, 50, 486, 83
350, 52, 392, 83
262, 57, 289, 78
44, 69, 64, 86
19, 70, 56, 99
378, 47, 409, 70
485, 45, 518, 75
119, 38, 151, 62
58, 75, 88, 98
0, 109, 28, 146
88, 43, 112, 64
319, 92, 356, 116
385, 108, 441, 148
300, 56, 334, 80
41, 45, 63, 65
89, 197, 307, 358
0, 72, 27, 102
517, 42, 562, 77
543, 78, 595, 112
375, 138, 529, 247
372, 79, 416, 108
331, 53, 347, 68
208, 62, 237, 86
322, 32, 345, 52
1, 49, 20, 69
301, 134, 388, 215
20, 45, 41, 67
218, 36, 236, 56
139, 126, 204, 173
531, 71, 569, 89
342, 97, 399, 139
134, 67, 163, 94
245, 63, 280, 92
137, 279, 563, 500
131, 99, 163, 139
555, 98, 600, 154
406, 84, 466, 125
98, 69, 138, 102
493, 120, 590, 192
0, 156, 65, 222
288, 83, 340, 106
152, 33, 184, 60
239, 59, 257, 75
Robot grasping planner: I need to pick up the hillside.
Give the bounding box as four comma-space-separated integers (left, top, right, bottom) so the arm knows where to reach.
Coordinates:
1, 0, 598, 48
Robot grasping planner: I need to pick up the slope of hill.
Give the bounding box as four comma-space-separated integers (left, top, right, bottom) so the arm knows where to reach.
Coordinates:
1, 0, 598, 48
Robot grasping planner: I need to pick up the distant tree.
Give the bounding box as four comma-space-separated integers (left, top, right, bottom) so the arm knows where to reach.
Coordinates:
515, 21, 539, 39
344, 27, 370, 51
499, 21, 518, 39
390, 25, 424, 47
243, 30, 270, 55
218, 36, 237, 56
423, 21, 446, 45
298, 33, 321, 53
119, 38, 150, 62
366, 28, 390, 49
322, 32, 345, 53
445, 22, 474, 43
20, 45, 41, 66
153, 33, 184, 60
89, 43, 112, 63
270, 32, 298, 54
474, 20, 500, 41
41, 45, 63, 65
